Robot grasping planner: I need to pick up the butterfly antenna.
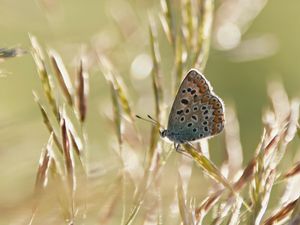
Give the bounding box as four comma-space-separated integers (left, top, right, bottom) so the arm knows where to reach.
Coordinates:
147, 114, 159, 124
136, 114, 165, 130
136, 115, 157, 126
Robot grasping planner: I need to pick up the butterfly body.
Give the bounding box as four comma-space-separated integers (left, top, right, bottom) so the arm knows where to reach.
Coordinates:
161, 69, 225, 144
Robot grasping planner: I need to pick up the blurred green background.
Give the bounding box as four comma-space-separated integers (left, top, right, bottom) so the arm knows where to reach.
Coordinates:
0, 0, 300, 223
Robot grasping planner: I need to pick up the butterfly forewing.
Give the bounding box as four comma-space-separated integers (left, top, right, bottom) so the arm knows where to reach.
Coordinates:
166, 69, 225, 143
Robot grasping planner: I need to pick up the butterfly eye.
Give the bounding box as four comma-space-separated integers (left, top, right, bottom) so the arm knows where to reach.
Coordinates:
160, 130, 167, 137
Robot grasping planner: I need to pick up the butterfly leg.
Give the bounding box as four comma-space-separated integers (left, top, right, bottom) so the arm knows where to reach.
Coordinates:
174, 143, 194, 159
174, 143, 180, 151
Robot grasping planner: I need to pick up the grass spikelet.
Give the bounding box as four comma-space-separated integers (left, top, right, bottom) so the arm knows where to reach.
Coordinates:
146, 17, 164, 165
283, 161, 300, 179
99, 56, 136, 127
30, 35, 59, 120
29, 134, 55, 225
109, 77, 123, 151
194, 190, 223, 223
61, 116, 75, 187
181, 0, 194, 49
34, 135, 52, 195
289, 198, 300, 224
263, 198, 299, 225
233, 158, 256, 191
49, 49, 74, 106
227, 197, 243, 225
33, 91, 63, 153
193, 0, 214, 70
159, 0, 174, 45
75, 60, 88, 123
149, 17, 163, 119
250, 169, 276, 225
60, 116, 75, 220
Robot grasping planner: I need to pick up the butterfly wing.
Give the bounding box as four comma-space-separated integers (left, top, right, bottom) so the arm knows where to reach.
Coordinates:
166, 69, 225, 143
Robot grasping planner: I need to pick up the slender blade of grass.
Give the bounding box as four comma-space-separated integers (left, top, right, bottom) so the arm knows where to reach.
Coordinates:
182, 143, 233, 192
177, 171, 192, 225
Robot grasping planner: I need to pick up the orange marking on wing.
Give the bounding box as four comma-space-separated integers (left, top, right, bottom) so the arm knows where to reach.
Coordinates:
200, 84, 208, 93
212, 125, 218, 135
212, 100, 221, 109
213, 116, 224, 123
201, 95, 210, 103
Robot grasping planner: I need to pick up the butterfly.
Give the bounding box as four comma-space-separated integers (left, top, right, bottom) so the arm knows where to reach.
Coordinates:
160, 69, 225, 148
137, 69, 225, 150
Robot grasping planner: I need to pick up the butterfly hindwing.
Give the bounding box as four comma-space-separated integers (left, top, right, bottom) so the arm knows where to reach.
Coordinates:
166, 69, 225, 143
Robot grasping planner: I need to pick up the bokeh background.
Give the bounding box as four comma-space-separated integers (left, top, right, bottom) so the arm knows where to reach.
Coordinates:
0, 0, 300, 224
